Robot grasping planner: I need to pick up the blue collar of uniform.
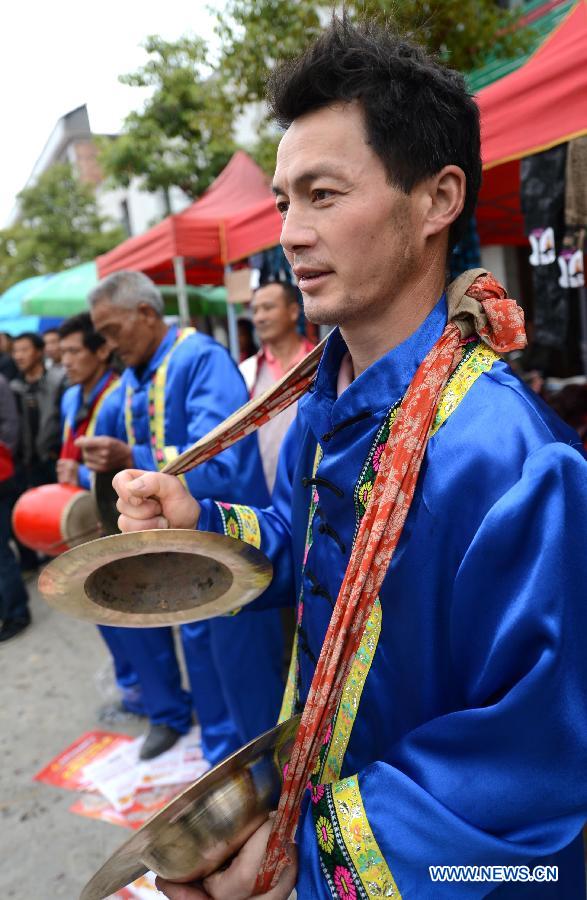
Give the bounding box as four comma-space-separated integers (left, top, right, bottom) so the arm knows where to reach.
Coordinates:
304, 294, 447, 432
127, 326, 177, 388
86, 369, 114, 404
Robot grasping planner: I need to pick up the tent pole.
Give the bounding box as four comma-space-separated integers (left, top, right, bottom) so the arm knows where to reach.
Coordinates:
224, 265, 240, 363
578, 236, 587, 377
172, 256, 190, 327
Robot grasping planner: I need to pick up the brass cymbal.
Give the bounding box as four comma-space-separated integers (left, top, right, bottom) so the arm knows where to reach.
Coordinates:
38, 529, 273, 627
92, 469, 121, 536
79, 714, 301, 900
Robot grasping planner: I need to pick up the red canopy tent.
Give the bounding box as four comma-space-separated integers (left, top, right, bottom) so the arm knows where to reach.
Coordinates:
96, 150, 281, 285
476, 0, 587, 246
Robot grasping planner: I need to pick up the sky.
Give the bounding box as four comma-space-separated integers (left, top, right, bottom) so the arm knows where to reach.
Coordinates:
1, 0, 221, 225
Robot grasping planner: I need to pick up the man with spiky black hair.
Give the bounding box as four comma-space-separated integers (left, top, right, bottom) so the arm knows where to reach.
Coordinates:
113, 18, 587, 900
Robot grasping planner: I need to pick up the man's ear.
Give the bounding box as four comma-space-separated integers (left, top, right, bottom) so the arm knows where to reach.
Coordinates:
421, 165, 466, 240
96, 342, 111, 364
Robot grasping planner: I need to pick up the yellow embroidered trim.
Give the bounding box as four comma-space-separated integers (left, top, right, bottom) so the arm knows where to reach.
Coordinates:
215, 502, 262, 549
125, 328, 195, 474
279, 442, 323, 723
322, 600, 382, 783
333, 775, 401, 898
124, 384, 134, 449
236, 504, 261, 549
279, 636, 299, 724
431, 343, 500, 436
87, 378, 120, 438
162, 446, 188, 489
322, 341, 500, 780
152, 328, 195, 468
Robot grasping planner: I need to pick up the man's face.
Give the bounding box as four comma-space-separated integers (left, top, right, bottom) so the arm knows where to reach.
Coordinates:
91, 301, 156, 368
251, 284, 298, 345
273, 102, 422, 327
13, 339, 43, 376
43, 332, 61, 363
60, 332, 106, 388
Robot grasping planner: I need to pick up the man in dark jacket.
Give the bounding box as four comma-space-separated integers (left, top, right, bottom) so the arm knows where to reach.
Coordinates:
10, 332, 64, 487
0, 374, 30, 641
0, 332, 18, 381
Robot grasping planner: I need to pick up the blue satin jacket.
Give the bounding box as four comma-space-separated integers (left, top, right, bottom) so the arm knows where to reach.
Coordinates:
113, 326, 269, 506
199, 297, 587, 898
60, 370, 121, 490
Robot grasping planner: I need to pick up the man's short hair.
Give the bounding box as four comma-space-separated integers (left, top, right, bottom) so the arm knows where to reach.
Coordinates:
58, 312, 107, 353
88, 271, 164, 316
267, 17, 481, 249
14, 332, 44, 351
255, 280, 300, 306
42, 327, 60, 338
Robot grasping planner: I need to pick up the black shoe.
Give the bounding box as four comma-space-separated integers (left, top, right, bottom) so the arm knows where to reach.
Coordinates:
139, 725, 182, 760
0, 618, 30, 643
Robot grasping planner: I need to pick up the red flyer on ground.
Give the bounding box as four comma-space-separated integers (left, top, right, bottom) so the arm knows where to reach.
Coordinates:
69, 792, 129, 828
70, 783, 188, 830
34, 731, 133, 791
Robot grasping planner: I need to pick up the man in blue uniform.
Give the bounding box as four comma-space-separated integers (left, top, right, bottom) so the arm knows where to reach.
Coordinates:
113, 20, 587, 900
58, 313, 145, 719
80, 271, 284, 763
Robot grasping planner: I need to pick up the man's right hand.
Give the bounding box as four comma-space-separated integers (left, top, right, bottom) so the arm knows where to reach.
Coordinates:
56, 458, 79, 486
113, 470, 201, 532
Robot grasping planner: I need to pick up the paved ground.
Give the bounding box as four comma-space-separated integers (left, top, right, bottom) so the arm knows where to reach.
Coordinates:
0, 571, 145, 900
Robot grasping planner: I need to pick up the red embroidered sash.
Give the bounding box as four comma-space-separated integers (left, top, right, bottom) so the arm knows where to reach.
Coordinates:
60, 372, 118, 462
254, 272, 526, 891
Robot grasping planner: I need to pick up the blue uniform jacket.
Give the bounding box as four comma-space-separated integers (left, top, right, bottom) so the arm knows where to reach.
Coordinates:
198, 297, 587, 898
114, 326, 269, 506
60, 371, 121, 490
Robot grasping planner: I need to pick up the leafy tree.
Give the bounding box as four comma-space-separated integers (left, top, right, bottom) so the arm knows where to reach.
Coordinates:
214, 0, 531, 107
97, 3, 532, 195
98, 35, 237, 202
214, 0, 531, 175
0, 163, 125, 292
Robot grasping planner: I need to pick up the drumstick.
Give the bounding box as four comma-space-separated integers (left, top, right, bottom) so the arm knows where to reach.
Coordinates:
44, 525, 103, 553
161, 336, 327, 478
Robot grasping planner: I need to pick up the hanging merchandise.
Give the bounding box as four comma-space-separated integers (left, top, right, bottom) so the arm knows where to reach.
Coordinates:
248, 246, 294, 288
557, 247, 584, 290
560, 136, 587, 290
529, 227, 556, 267
520, 144, 568, 365
563, 136, 587, 373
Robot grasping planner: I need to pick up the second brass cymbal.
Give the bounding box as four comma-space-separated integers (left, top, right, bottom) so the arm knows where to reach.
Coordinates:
38, 529, 273, 627
79, 715, 300, 900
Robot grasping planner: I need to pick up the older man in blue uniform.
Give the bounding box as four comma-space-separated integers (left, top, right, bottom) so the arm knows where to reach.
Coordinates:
112, 20, 587, 900
80, 272, 284, 763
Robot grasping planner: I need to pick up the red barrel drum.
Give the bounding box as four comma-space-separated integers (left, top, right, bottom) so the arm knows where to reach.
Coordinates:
12, 484, 99, 557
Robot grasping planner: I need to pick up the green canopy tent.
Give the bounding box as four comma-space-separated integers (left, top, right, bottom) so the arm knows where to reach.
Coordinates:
0, 274, 62, 335
0, 274, 53, 318
19, 261, 229, 319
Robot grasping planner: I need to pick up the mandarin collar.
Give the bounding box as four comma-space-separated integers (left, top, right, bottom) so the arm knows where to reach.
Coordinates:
303, 294, 447, 433
128, 326, 177, 387
86, 369, 114, 404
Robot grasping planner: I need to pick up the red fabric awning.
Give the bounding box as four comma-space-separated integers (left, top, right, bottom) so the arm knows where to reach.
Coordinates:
476, 1, 587, 245
96, 151, 282, 284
